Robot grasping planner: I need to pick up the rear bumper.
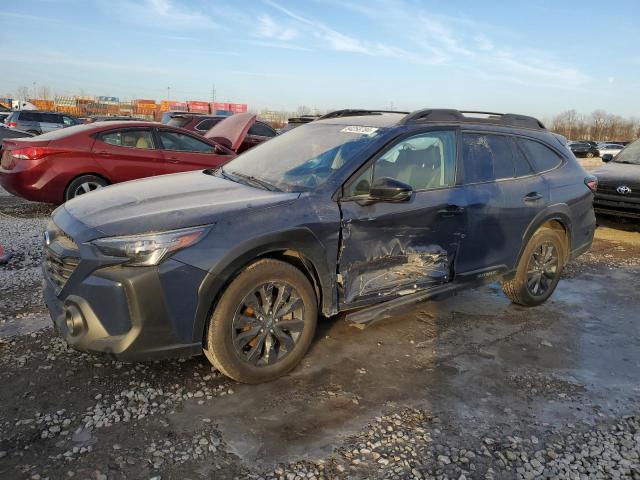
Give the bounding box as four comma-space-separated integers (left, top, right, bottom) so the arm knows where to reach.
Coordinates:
0, 168, 59, 203
43, 259, 206, 361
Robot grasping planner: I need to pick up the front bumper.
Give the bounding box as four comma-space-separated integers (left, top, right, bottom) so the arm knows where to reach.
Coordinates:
43, 258, 206, 361
594, 193, 640, 220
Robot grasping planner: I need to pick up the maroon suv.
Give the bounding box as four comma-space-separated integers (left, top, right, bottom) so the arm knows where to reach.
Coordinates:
162, 113, 277, 152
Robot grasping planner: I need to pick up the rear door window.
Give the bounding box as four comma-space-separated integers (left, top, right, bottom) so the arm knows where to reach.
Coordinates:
511, 140, 534, 177
248, 122, 276, 137
20, 111, 41, 122
99, 129, 155, 149
42, 113, 62, 124
461, 133, 515, 183
194, 118, 223, 131
157, 130, 216, 153
166, 116, 191, 128
518, 138, 563, 172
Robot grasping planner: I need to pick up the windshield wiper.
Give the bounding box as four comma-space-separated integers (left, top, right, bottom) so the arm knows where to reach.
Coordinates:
224, 170, 281, 192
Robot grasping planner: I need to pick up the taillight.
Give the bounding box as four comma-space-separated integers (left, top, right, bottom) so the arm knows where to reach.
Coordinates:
584, 175, 598, 193
7, 122, 17, 128
10, 147, 53, 160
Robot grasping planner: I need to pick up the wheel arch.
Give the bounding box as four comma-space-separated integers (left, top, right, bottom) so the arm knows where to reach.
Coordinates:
63, 172, 111, 202
517, 204, 572, 267
194, 229, 337, 348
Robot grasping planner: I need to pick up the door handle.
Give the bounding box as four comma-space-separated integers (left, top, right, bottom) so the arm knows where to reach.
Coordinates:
94, 150, 111, 157
523, 192, 543, 202
437, 205, 465, 217
167, 157, 180, 164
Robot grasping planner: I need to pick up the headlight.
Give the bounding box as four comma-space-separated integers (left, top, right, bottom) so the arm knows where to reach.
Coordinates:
91, 225, 210, 266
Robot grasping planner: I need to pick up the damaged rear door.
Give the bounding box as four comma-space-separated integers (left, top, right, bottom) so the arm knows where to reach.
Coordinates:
337, 129, 466, 305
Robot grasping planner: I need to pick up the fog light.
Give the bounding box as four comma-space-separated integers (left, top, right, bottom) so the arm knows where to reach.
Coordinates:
64, 305, 84, 336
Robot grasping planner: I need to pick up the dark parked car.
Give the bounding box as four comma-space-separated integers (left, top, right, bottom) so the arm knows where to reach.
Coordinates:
42, 109, 596, 383
0, 113, 256, 203
5, 110, 81, 135
567, 141, 600, 158
0, 126, 34, 142
163, 112, 277, 152
593, 139, 640, 219
278, 115, 321, 134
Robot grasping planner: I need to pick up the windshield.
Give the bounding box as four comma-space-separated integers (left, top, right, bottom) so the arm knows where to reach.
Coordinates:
221, 123, 385, 191
166, 116, 190, 128
614, 140, 640, 165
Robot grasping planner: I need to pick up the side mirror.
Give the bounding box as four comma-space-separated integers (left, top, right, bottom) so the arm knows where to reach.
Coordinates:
369, 177, 413, 202
602, 154, 613, 163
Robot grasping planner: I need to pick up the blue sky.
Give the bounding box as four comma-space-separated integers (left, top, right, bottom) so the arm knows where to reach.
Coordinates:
1, 0, 639, 118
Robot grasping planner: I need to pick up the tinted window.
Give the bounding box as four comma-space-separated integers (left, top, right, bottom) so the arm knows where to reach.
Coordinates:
41, 113, 62, 123
62, 116, 76, 126
166, 116, 191, 128
194, 118, 223, 131
512, 141, 534, 177
99, 129, 154, 149
518, 139, 563, 172
248, 122, 276, 137
19, 111, 41, 122
346, 131, 457, 196
461, 133, 514, 183
158, 130, 215, 153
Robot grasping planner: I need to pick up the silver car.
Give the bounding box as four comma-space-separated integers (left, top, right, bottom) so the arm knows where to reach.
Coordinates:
5, 110, 80, 135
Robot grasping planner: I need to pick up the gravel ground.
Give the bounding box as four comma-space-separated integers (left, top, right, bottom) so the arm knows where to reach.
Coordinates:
1, 186, 640, 480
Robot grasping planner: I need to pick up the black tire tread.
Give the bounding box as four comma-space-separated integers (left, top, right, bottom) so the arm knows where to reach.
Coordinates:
203, 258, 317, 384
501, 227, 565, 306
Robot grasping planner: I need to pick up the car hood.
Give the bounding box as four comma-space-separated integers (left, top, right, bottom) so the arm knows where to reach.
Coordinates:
203, 112, 255, 152
592, 162, 640, 185
60, 171, 299, 240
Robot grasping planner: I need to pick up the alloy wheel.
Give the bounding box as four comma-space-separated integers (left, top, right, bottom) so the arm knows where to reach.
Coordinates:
231, 282, 305, 366
526, 241, 559, 296
73, 181, 103, 197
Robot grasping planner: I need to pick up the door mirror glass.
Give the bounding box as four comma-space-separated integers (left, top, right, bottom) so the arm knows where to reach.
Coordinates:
369, 177, 413, 202
602, 153, 613, 162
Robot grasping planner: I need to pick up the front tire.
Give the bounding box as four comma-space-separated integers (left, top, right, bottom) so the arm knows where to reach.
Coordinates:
204, 259, 318, 384
65, 175, 108, 201
502, 227, 565, 306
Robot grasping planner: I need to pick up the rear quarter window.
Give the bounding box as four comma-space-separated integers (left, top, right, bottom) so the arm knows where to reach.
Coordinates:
19, 111, 41, 122
248, 122, 276, 137
518, 138, 563, 172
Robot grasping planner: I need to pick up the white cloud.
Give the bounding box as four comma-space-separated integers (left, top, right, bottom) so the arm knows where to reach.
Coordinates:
247, 40, 312, 52
257, 14, 298, 41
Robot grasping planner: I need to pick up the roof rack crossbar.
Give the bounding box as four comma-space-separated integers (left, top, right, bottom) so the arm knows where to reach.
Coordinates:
319, 109, 409, 120
400, 109, 545, 130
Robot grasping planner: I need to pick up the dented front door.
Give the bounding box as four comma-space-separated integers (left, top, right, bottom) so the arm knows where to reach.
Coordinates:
338, 187, 467, 305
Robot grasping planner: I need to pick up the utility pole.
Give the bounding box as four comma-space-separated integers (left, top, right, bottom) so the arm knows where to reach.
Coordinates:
211, 84, 216, 102
33, 82, 36, 99
167, 86, 171, 100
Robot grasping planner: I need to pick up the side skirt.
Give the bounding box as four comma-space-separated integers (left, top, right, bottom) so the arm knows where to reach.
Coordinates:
343, 272, 510, 326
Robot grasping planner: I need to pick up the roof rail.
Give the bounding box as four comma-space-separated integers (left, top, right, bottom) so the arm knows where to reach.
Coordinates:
400, 109, 546, 130
318, 109, 409, 120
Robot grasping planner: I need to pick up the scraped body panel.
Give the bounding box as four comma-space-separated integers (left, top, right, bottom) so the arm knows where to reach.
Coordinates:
338, 188, 466, 305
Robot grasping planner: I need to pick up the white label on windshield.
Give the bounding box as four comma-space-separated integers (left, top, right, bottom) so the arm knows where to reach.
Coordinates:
341, 126, 379, 135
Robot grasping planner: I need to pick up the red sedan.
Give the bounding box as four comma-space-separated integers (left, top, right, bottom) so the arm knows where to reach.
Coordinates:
0, 113, 255, 203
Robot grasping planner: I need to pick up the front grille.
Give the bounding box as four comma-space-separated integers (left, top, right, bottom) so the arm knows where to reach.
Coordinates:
44, 223, 80, 291
596, 183, 640, 200
45, 249, 80, 290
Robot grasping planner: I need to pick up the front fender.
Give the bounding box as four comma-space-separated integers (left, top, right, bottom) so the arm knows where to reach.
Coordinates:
190, 227, 336, 345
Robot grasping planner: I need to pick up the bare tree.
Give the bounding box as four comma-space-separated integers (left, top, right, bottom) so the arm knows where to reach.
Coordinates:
37, 86, 52, 100
14, 86, 31, 101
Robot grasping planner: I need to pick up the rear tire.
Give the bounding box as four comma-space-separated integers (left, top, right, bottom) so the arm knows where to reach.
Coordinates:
204, 259, 318, 384
502, 227, 565, 306
64, 175, 108, 201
